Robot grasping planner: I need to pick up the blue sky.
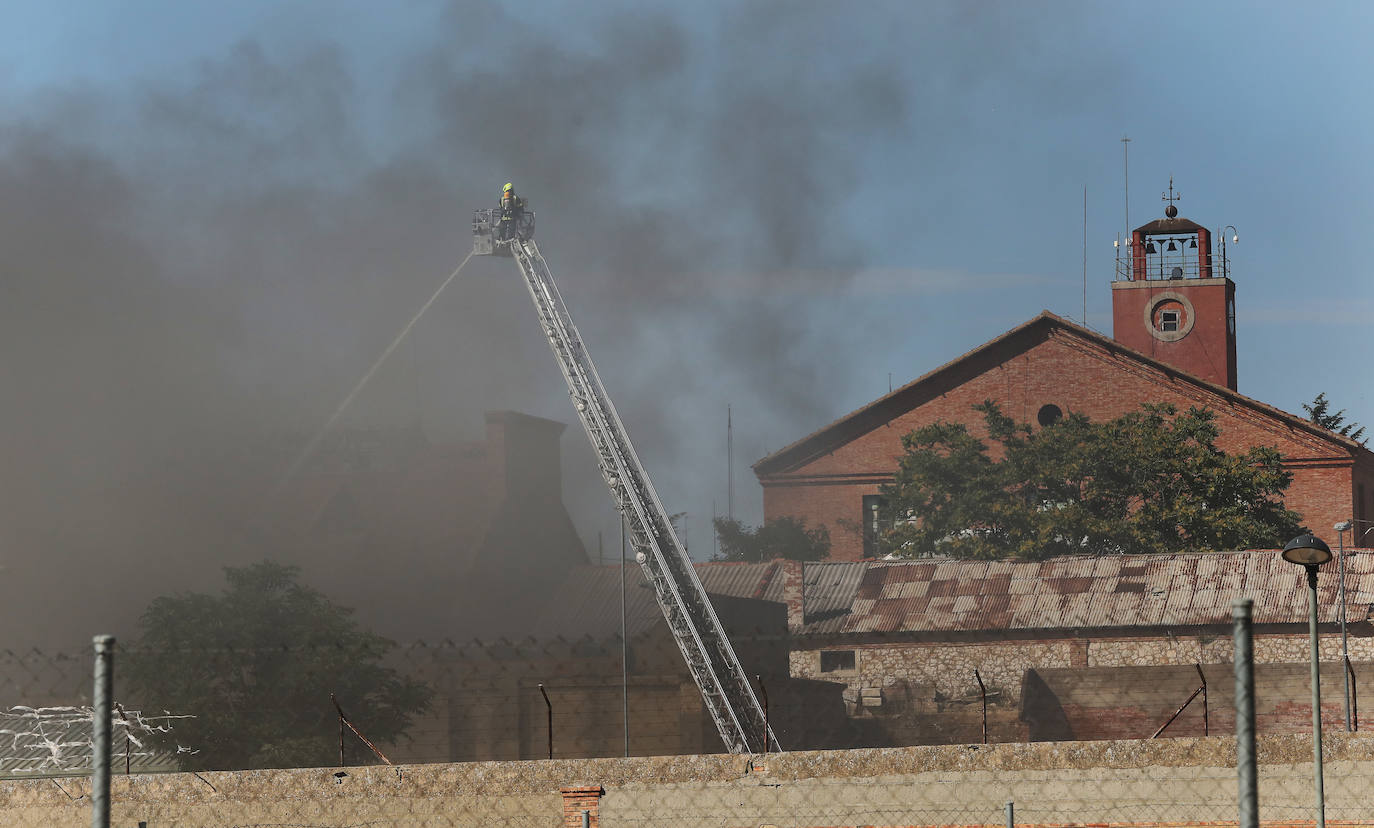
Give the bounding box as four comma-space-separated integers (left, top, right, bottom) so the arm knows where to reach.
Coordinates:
1, 1, 1370, 571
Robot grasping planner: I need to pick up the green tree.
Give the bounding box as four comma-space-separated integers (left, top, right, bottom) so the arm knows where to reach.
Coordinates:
712, 516, 830, 562
1303, 391, 1366, 444
879, 401, 1305, 560
124, 561, 431, 771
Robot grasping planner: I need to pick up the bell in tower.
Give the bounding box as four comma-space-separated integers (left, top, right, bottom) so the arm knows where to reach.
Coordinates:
1110, 180, 1238, 390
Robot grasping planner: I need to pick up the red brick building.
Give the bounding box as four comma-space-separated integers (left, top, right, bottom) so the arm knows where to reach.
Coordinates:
755, 207, 1374, 561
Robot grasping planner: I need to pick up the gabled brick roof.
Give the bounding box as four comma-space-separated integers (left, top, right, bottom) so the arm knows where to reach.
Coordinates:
753, 311, 1365, 476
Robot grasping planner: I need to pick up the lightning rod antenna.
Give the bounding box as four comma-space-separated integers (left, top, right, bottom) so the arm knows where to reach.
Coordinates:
727, 405, 734, 522
1121, 136, 1131, 236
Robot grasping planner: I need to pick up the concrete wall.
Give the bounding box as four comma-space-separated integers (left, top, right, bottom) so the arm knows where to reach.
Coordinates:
5, 734, 1374, 827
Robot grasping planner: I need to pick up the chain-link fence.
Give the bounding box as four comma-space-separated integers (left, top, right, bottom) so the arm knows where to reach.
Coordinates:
1, 593, 1372, 827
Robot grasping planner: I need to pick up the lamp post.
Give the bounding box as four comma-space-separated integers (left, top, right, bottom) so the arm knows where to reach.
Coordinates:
1220, 226, 1239, 277
1334, 521, 1352, 732
1283, 533, 1333, 828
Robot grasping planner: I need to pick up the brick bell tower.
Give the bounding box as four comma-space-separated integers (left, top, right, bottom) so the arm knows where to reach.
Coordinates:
1111, 180, 1238, 389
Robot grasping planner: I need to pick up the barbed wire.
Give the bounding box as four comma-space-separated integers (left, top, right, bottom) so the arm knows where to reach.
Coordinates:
0, 704, 193, 777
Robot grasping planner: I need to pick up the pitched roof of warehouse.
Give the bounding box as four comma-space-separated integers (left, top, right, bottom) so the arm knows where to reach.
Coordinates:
753, 312, 1365, 476
802, 550, 1374, 636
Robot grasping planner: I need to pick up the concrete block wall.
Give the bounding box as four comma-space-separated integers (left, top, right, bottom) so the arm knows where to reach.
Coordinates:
5, 734, 1374, 827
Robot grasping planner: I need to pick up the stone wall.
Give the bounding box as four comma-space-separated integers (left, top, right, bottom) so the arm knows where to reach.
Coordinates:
791, 630, 1374, 700
4, 734, 1373, 827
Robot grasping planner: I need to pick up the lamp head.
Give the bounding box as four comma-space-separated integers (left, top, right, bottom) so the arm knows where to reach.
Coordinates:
1334, 521, 1352, 532
1282, 534, 1333, 567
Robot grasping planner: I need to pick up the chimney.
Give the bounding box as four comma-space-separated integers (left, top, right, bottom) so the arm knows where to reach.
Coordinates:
484, 410, 568, 503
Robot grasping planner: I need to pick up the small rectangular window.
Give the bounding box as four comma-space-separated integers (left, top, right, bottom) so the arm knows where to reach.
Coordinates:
1161, 310, 1179, 332
820, 650, 856, 673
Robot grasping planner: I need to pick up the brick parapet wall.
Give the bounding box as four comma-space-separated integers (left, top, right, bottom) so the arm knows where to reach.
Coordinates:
560, 785, 603, 827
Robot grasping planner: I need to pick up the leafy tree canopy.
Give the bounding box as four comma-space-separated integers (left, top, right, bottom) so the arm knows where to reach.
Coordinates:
1303, 391, 1366, 444
878, 401, 1305, 560
712, 516, 830, 562
125, 560, 431, 771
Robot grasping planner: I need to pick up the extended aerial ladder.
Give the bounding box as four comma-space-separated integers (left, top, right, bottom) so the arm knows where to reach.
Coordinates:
473, 208, 778, 754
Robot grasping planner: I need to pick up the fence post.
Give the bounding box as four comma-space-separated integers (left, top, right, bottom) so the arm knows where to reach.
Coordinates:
91, 635, 114, 828
1233, 599, 1257, 828
539, 684, 553, 760
755, 674, 769, 754
975, 670, 988, 744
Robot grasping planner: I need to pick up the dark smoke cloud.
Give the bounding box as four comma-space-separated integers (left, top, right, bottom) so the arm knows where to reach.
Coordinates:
0, 1, 1008, 649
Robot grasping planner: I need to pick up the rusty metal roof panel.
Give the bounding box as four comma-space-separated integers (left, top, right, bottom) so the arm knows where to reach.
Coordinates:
949, 594, 980, 619
986, 560, 1017, 577
932, 560, 968, 581
1079, 594, 1116, 628
1057, 594, 1093, 628
803, 549, 1374, 636
894, 580, 928, 599
853, 565, 889, 601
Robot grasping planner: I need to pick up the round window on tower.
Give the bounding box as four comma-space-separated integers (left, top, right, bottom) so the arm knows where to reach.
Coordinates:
1037, 404, 1063, 427
1142, 292, 1196, 343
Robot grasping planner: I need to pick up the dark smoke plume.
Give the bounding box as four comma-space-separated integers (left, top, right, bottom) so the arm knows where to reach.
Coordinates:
0, 1, 927, 648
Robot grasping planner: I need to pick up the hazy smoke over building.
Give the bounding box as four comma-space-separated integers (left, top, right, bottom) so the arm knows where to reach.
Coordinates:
0, 1, 1057, 647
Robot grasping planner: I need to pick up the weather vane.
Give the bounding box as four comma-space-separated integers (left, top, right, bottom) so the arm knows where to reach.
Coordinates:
1162, 176, 1181, 207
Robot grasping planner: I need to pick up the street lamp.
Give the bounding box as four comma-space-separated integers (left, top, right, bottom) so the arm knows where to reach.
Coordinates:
1220, 225, 1239, 277
1334, 521, 1352, 732
1282, 533, 1333, 828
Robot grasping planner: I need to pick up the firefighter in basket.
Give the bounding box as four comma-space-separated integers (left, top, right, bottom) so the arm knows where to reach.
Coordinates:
498, 182, 527, 241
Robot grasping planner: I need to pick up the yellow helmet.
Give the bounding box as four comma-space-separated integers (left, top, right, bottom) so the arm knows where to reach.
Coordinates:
503, 182, 513, 192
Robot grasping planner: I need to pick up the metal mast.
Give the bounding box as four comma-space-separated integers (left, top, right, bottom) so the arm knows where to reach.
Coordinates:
473, 211, 777, 754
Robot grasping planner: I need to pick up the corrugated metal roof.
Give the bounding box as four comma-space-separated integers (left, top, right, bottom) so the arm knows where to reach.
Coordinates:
808, 549, 1374, 635
801, 562, 869, 627
473, 550, 1374, 643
